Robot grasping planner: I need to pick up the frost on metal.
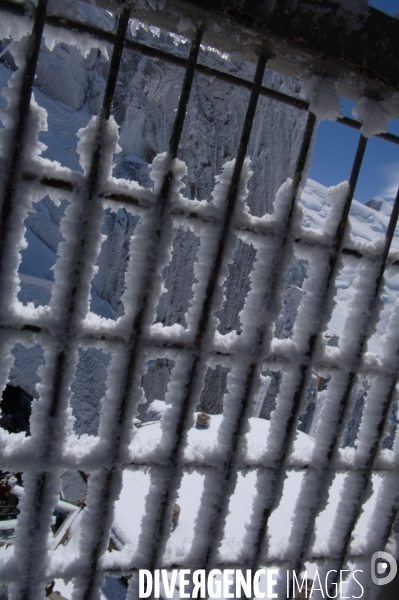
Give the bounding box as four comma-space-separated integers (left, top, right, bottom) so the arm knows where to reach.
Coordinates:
0, 1, 398, 600
302, 76, 342, 122
352, 98, 392, 138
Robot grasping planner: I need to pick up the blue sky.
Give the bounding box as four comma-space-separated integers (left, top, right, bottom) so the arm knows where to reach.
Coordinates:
309, 99, 399, 204
368, 0, 398, 15
308, 1, 399, 203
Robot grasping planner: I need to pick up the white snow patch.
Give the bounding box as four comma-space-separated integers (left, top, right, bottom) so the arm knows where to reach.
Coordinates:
302, 76, 342, 121
352, 97, 391, 137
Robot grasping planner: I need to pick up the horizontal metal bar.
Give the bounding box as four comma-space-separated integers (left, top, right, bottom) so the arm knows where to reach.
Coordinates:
1, 325, 398, 394
136, 1, 399, 96
22, 171, 399, 269
122, 457, 399, 474
337, 116, 399, 145
1, 1, 399, 144
0, 0, 23, 16
94, 550, 374, 576
3, 307, 399, 380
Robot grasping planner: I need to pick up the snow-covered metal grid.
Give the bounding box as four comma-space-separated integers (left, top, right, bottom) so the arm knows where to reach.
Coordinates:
0, 0, 399, 598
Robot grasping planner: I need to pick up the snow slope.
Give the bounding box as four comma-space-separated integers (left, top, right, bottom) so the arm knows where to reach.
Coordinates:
301, 178, 399, 353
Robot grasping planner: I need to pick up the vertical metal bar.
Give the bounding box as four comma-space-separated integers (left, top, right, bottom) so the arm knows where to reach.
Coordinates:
77, 27, 205, 600
18, 472, 48, 600
169, 26, 204, 160
0, 0, 47, 258
102, 13, 131, 122
152, 68, 315, 581
0, 2, 48, 598
332, 135, 368, 261
196, 54, 268, 346
199, 111, 317, 573
46, 4, 132, 455
9, 9, 132, 600
143, 53, 269, 579
112, 26, 204, 442
289, 183, 399, 587
323, 189, 399, 584
248, 133, 367, 576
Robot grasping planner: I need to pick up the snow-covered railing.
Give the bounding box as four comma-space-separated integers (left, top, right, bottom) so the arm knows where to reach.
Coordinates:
0, 1, 399, 599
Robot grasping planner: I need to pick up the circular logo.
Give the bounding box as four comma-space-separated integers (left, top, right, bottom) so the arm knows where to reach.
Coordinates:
371, 551, 397, 586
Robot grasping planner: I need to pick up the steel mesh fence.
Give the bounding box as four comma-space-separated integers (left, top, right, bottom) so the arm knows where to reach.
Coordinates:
0, 1, 398, 599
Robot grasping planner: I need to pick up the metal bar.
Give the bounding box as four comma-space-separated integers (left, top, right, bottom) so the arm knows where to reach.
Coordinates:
286, 183, 399, 585
196, 55, 269, 346
247, 134, 367, 576
4, 8, 132, 600
169, 27, 204, 158
84, 547, 386, 577
2, 1, 399, 145
330, 375, 398, 564
112, 24, 205, 463
141, 53, 269, 579
45, 4, 132, 426
320, 190, 399, 583
66, 27, 205, 600
119, 460, 399, 475
18, 172, 399, 261
203, 113, 315, 569
184, 113, 317, 577
0, 3, 49, 596
5, 306, 399, 377
336, 116, 399, 145
0, 0, 47, 259
0, 0, 23, 17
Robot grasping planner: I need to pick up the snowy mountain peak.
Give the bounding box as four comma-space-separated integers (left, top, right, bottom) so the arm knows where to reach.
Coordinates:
365, 196, 393, 216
